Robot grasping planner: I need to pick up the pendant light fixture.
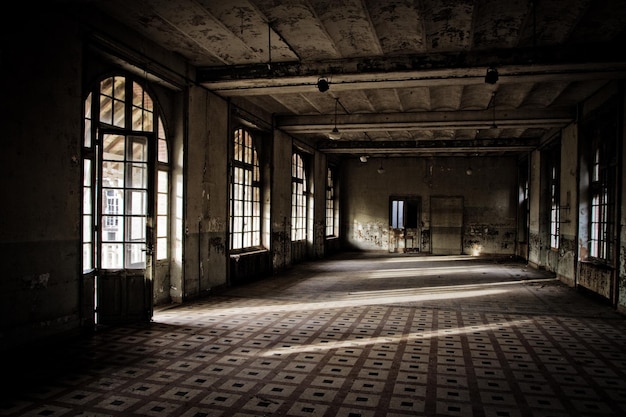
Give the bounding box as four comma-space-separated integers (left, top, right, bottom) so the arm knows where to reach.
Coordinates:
328, 97, 341, 140
490, 91, 498, 129
377, 159, 385, 174
317, 77, 330, 92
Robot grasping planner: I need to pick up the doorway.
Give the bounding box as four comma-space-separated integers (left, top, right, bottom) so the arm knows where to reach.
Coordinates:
389, 197, 421, 253
95, 132, 154, 325
430, 196, 464, 255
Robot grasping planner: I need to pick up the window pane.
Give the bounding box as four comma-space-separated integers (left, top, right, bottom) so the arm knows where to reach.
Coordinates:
125, 243, 145, 268
83, 215, 92, 242
157, 237, 167, 260
127, 163, 148, 189
102, 244, 123, 269
158, 139, 168, 163
113, 99, 125, 128
83, 159, 92, 187
83, 243, 92, 272
128, 136, 148, 161
132, 106, 143, 130
158, 194, 168, 215
84, 118, 92, 148
102, 217, 122, 241
99, 96, 113, 125
126, 190, 147, 215
103, 135, 125, 161
100, 77, 113, 96
113, 76, 126, 100
157, 215, 167, 237
158, 170, 168, 193
103, 189, 124, 215
127, 216, 146, 241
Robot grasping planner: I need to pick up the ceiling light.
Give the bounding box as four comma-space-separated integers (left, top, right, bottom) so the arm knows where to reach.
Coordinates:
328, 98, 341, 140
485, 67, 499, 84
377, 160, 385, 174
317, 77, 329, 92
329, 127, 341, 140
490, 91, 498, 129
359, 155, 369, 163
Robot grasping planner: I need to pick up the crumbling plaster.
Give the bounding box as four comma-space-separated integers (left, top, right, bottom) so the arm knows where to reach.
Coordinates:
342, 156, 517, 255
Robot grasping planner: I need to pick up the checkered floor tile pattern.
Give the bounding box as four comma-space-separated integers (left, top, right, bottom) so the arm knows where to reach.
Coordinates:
3, 254, 626, 416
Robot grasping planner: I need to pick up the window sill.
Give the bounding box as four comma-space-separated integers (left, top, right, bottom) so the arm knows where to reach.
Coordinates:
230, 248, 268, 259
580, 259, 614, 270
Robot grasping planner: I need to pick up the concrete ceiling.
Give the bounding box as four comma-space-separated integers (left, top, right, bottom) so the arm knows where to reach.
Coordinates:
83, 0, 626, 157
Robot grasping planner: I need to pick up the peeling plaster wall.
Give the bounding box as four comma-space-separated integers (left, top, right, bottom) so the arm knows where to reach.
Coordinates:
342, 156, 517, 255
1, 13, 83, 350
183, 87, 228, 299
313, 153, 328, 259
618, 91, 626, 312
555, 124, 578, 286
271, 130, 294, 272
528, 150, 544, 268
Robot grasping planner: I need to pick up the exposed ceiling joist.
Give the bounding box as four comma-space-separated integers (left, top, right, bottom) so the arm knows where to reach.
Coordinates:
197, 46, 626, 96
277, 109, 574, 134
318, 138, 539, 155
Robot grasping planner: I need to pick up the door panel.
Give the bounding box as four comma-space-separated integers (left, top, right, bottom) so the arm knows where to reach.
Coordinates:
431, 196, 463, 255
97, 133, 154, 325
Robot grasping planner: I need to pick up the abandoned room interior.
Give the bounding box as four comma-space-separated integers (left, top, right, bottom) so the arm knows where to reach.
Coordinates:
3, 1, 626, 416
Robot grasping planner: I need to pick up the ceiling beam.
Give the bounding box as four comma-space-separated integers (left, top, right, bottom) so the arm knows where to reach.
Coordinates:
197, 45, 626, 96
276, 109, 574, 134
318, 138, 539, 154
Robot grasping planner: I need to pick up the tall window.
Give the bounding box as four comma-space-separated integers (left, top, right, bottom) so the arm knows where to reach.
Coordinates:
82, 75, 170, 271
590, 139, 616, 262
391, 200, 405, 229
325, 167, 336, 237
544, 146, 561, 249
230, 128, 261, 250
291, 151, 307, 241
549, 163, 560, 249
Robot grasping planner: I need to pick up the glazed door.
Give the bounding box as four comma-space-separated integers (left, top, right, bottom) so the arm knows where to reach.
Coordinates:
96, 132, 154, 325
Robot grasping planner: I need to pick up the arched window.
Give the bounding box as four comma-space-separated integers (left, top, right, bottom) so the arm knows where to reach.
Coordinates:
82, 75, 170, 273
230, 128, 261, 250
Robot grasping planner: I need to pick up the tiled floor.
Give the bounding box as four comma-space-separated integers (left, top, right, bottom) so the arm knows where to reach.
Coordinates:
3, 253, 626, 417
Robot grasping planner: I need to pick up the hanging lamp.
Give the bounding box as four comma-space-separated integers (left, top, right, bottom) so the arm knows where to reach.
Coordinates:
328, 98, 341, 140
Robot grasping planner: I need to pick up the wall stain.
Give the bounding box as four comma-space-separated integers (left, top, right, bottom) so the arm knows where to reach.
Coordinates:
209, 237, 225, 254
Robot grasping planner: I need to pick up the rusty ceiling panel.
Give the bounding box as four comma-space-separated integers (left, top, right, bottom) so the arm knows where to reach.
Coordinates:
253, 0, 341, 60
472, 0, 528, 49
421, 0, 474, 51
196, 0, 298, 63
365, 0, 426, 54
311, 0, 383, 58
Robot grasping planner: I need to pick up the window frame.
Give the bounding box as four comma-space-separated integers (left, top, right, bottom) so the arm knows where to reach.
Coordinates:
589, 130, 616, 263
325, 166, 337, 237
291, 150, 308, 242
549, 155, 560, 250
229, 127, 262, 252
82, 74, 170, 272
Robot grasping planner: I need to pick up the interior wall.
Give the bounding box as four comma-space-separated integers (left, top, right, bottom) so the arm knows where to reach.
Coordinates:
528, 150, 543, 268
183, 87, 229, 299
313, 153, 328, 259
556, 124, 579, 286
271, 130, 294, 272
342, 156, 518, 255
619, 90, 626, 313
1, 12, 83, 350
